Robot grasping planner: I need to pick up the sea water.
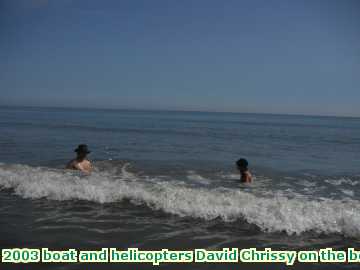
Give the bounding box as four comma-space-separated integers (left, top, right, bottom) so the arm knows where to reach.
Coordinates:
0, 106, 359, 269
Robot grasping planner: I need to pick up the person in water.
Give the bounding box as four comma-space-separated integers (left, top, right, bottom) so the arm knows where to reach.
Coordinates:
236, 158, 252, 183
66, 144, 92, 174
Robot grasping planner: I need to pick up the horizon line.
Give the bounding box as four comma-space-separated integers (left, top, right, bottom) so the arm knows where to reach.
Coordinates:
0, 104, 359, 119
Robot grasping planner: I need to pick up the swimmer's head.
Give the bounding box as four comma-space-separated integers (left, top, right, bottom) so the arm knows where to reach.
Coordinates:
236, 158, 249, 171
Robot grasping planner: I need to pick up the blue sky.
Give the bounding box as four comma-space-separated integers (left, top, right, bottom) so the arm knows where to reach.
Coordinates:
1, 0, 359, 116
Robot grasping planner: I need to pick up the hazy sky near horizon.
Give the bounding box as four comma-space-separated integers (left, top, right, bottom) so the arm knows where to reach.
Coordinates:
1, 0, 359, 116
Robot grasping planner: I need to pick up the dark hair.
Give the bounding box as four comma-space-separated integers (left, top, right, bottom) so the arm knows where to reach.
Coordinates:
236, 158, 248, 168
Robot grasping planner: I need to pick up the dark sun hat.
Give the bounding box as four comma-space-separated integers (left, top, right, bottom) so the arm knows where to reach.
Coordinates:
74, 144, 91, 154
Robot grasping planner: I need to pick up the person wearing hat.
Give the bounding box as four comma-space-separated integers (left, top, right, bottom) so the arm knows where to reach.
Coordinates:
236, 158, 252, 183
66, 144, 92, 174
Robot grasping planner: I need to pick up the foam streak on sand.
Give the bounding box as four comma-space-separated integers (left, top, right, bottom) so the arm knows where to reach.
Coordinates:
0, 163, 360, 237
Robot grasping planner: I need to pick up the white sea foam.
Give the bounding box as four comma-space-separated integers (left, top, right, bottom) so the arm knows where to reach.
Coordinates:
298, 180, 317, 187
186, 171, 211, 185
1, 164, 360, 237
325, 178, 359, 186
218, 173, 239, 180
341, 189, 354, 197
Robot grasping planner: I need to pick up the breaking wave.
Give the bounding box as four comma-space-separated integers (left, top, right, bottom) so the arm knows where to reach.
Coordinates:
0, 163, 360, 238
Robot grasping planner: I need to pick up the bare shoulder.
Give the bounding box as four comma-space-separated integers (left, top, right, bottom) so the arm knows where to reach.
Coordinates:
82, 159, 92, 170
242, 171, 252, 183
84, 159, 92, 166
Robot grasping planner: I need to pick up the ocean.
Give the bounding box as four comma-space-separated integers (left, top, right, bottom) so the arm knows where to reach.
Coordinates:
0, 106, 360, 269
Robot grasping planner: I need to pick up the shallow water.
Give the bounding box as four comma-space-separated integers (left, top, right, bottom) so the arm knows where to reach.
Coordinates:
1, 106, 360, 269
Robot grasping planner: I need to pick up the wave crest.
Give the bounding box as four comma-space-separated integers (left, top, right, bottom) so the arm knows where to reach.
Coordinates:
0, 163, 360, 237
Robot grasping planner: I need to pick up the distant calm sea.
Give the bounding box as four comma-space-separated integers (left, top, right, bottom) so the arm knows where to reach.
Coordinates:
1, 106, 360, 270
